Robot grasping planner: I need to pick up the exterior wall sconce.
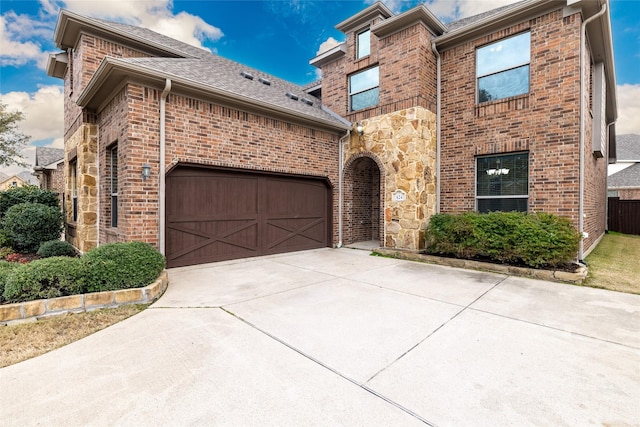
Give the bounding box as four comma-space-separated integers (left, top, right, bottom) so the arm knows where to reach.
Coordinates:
141, 163, 152, 181
356, 123, 364, 135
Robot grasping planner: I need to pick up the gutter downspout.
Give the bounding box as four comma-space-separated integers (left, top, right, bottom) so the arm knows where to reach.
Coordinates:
159, 79, 171, 256
337, 130, 351, 248
579, 2, 607, 262
431, 40, 441, 213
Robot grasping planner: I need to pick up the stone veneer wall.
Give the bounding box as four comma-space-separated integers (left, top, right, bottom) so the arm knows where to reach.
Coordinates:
345, 106, 437, 251
65, 123, 98, 253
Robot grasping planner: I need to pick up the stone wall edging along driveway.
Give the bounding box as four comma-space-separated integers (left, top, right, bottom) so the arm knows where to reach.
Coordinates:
373, 248, 588, 284
0, 271, 169, 325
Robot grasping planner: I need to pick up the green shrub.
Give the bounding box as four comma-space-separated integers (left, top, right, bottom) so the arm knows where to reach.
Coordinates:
0, 185, 59, 220
2, 257, 84, 303
0, 260, 20, 303
81, 242, 165, 292
37, 240, 77, 258
2, 203, 63, 253
425, 212, 580, 268
0, 230, 12, 247
0, 246, 14, 259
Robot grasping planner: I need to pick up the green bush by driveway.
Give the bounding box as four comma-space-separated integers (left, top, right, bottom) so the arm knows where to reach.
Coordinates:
425, 212, 580, 268
2, 241, 165, 304
3, 257, 85, 303
81, 242, 166, 293
2, 203, 63, 253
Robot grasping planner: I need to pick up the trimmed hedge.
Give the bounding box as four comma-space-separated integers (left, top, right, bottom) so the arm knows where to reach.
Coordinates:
424, 212, 580, 268
0, 261, 20, 303
37, 240, 78, 258
2, 203, 63, 253
0, 186, 59, 220
81, 242, 166, 293
3, 257, 85, 303
1, 241, 165, 304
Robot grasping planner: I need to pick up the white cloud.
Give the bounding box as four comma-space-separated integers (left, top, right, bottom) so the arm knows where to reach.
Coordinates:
62, 0, 223, 50
0, 86, 64, 142
316, 37, 341, 55
0, 12, 52, 69
616, 84, 640, 135
0, 85, 64, 175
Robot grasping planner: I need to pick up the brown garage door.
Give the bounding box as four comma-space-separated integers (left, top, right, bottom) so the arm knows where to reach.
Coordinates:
166, 166, 331, 268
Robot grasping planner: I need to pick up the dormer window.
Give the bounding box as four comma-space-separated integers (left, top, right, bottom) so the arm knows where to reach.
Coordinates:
357, 29, 371, 59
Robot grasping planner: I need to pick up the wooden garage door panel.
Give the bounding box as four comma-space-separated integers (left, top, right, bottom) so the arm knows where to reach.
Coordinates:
166, 167, 330, 268
167, 174, 258, 219
263, 178, 328, 255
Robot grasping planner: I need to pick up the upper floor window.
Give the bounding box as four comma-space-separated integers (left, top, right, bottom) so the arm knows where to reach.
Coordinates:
349, 66, 379, 111
476, 32, 530, 103
357, 29, 371, 59
476, 152, 529, 213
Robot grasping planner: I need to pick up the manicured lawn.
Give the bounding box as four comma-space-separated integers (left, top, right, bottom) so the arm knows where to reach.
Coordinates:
585, 232, 640, 295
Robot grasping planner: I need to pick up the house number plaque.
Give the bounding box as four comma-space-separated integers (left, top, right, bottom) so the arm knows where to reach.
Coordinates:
392, 190, 406, 202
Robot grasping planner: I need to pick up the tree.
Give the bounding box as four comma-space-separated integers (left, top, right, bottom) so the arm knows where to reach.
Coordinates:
0, 102, 29, 168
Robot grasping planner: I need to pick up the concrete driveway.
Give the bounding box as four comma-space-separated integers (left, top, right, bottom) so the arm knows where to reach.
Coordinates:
1, 248, 638, 426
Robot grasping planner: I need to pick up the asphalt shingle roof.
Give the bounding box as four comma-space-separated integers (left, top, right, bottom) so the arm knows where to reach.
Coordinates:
616, 134, 640, 161
446, 0, 529, 31
35, 147, 64, 167
121, 56, 339, 124
609, 162, 640, 188
84, 15, 348, 128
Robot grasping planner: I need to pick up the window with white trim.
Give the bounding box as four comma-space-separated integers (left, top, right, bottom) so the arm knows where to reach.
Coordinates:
70, 160, 78, 222
109, 146, 118, 227
357, 29, 371, 59
476, 32, 530, 103
349, 66, 379, 111
476, 152, 529, 213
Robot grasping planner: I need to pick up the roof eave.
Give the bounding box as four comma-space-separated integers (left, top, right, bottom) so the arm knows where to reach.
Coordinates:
371, 5, 447, 38
46, 52, 68, 79
434, 0, 561, 50
335, 2, 394, 33
309, 43, 346, 68
53, 9, 198, 58
78, 58, 351, 133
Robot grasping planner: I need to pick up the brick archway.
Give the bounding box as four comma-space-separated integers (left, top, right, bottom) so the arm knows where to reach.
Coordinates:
343, 153, 384, 246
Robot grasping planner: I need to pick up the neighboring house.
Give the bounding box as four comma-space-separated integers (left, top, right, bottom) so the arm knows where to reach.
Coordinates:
47, 0, 616, 266
33, 147, 65, 201
0, 174, 29, 190
608, 134, 640, 200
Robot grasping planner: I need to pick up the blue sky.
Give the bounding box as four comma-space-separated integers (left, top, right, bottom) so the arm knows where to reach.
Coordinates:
1, 0, 639, 175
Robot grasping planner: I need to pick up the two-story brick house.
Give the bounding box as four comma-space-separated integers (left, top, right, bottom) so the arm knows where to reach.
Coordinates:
312, 0, 616, 260
47, 0, 616, 267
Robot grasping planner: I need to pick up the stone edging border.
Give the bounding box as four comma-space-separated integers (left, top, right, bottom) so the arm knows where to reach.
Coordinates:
373, 249, 588, 284
0, 271, 169, 325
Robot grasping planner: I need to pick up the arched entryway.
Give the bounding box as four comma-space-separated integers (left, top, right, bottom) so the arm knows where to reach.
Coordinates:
343, 155, 382, 246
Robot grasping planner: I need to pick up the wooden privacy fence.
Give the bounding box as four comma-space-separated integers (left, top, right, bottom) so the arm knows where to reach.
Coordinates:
608, 197, 640, 235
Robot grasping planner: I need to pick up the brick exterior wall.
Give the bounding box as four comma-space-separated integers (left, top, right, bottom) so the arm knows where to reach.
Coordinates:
60, 31, 343, 252
95, 83, 342, 249
321, 20, 437, 123
59, 5, 611, 259
615, 189, 640, 200
439, 9, 607, 254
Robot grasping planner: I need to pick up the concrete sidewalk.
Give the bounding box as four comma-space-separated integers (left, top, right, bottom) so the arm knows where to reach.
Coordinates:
1, 248, 638, 426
